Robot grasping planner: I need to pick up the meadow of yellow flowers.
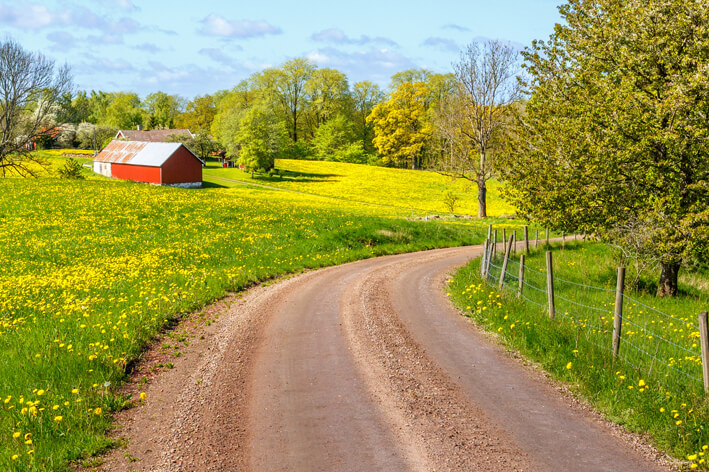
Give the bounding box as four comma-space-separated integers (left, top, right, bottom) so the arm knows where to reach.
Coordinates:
0, 161, 495, 471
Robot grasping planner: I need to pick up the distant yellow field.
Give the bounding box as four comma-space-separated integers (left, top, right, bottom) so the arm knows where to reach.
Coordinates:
204, 159, 516, 217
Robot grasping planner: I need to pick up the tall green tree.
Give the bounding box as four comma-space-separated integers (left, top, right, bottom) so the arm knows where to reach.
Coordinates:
271, 58, 315, 143
351, 81, 384, 154
143, 91, 184, 129
305, 68, 350, 136
501, 0, 709, 296
104, 92, 143, 129
236, 105, 288, 173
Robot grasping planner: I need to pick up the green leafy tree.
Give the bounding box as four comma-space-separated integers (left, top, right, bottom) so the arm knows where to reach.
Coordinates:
103, 92, 143, 129
270, 58, 315, 143
176, 95, 216, 133
236, 105, 288, 173
351, 81, 384, 154
143, 91, 184, 129
312, 114, 365, 162
501, 0, 709, 297
305, 68, 350, 136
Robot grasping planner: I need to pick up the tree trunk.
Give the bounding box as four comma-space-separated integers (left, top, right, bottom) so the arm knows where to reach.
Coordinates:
656, 261, 680, 297
477, 178, 487, 218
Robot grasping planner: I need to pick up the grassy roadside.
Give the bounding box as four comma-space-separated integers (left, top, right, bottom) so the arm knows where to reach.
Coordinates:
0, 175, 493, 471
449, 242, 709, 469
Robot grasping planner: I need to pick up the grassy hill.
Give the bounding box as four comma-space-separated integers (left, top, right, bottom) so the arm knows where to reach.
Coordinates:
0, 154, 522, 471
203, 159, 517, 218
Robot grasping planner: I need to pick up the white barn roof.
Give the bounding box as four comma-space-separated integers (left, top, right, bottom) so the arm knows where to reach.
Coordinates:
94, 140, 202, 167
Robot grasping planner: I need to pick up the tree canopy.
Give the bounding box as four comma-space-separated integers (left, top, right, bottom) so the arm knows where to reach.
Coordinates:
501, 0, 709, 296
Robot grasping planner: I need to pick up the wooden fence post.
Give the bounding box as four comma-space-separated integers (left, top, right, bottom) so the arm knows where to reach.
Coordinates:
546, 250, 555, 320
492, 229, 498, 259
482, 239, 489, 278
698, 311, 709, 394
503, 228, 507, 247
612, 267, 625, 358
487, 224, 492, 241
524, 226, 530, 253
499, 234, 514, 290
562, 232, 566, 248
535, 229, 539, 248
546, 229, 550, 247
512, 230, 517, 255
518, 254, 525, 299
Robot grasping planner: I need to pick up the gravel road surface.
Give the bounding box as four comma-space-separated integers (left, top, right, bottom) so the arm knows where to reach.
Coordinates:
97, 245, 674, 472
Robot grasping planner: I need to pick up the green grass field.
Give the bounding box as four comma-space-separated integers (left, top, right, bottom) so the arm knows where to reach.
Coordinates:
0, 152, 524, 471
450, 242, 709, 468
203, 159, 516, 217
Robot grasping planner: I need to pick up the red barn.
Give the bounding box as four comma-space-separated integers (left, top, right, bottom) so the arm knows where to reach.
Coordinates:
93, 140, 203, 188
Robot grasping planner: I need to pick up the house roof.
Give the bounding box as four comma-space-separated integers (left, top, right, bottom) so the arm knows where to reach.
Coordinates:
116, 129, 192, 142
94, 140, 203, 167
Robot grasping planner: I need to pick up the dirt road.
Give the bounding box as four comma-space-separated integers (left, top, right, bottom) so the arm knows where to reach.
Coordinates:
100, 246, 673, 472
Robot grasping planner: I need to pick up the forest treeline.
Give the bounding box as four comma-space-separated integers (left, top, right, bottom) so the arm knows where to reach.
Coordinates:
46, 53, 511, 175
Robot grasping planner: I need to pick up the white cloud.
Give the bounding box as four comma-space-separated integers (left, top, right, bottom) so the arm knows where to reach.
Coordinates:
199, 47, 243, 65
311, 28, 398, 47
46, 31, 75, 51
199, 13, 281, 38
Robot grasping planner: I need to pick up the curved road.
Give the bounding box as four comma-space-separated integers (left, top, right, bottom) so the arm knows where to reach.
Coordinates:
101, 245, 671, 472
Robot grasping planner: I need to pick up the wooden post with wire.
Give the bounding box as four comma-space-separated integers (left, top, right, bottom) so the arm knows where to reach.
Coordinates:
503, 228, 507, 248
612, 267, 625, 358
562, 232, 566, 248
546, 228, 550, 247
698, 311, 709, 394
524, 226, 529, 253
518, 254, 525, 299
546, 250, 555, 320
492, 229, 498, 259
487, 224, 492, 241
499, 234, 514, 290
512, 230, 517, 255
535, 229, 539, 248
482, 239, 489, 278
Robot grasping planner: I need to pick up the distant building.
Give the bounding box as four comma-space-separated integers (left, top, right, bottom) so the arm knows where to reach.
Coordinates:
93, 140, 203, 188
115, 126, 193, 142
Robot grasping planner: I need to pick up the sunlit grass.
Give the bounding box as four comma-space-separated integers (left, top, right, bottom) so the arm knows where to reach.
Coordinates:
0, 168, 495, 470
203, 159, 516, 217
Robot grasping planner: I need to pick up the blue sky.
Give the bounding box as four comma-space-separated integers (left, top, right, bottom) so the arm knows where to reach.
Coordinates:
0, 0, 563, 99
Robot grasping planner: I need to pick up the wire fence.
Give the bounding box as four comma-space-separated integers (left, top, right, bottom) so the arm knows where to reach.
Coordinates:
480, 239, 706, 393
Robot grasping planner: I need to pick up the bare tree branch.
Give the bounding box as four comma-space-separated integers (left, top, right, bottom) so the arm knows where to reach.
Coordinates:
0, 38, 72, 176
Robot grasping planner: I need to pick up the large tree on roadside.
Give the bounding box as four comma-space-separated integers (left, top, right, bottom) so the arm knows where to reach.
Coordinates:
0, 39, 72, 176
434, 40, 521, 218
501, 0, 709, 297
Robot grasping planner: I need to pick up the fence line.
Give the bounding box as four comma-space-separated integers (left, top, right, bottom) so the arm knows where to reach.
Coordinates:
480, 236, 707, 393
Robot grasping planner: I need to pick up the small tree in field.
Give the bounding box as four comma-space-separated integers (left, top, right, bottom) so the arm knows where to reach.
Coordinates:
0, 39, 72, 176
236, 105, 288, 175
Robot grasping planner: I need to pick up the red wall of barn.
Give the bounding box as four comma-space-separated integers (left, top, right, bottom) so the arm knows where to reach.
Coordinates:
112, 163, 161, 184
161, 147, 202, 184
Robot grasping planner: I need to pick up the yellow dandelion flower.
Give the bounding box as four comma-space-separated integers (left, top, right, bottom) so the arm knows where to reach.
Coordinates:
566, 362, 572, 370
